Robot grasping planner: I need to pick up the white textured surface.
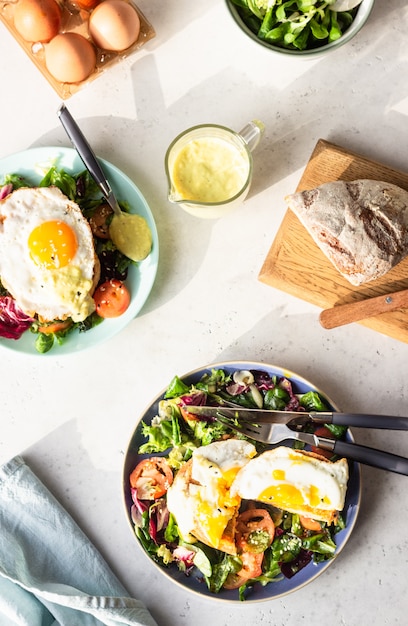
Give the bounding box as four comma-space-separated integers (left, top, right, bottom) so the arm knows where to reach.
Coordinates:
1, 1, 408, 624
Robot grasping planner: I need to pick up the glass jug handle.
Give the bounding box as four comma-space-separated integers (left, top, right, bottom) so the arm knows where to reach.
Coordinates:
238, 120, 265, 152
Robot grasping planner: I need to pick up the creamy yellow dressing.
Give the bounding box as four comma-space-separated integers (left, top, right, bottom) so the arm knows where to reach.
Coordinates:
109, 212, 152, 262
44, 265, 95, 322
171, 137, 250, 203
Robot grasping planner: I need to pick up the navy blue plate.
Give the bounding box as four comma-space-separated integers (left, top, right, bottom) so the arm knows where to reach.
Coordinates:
122, 361, 361, 603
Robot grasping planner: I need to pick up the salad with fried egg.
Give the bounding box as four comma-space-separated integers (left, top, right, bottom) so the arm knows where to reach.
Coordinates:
0, 167, 149, 353
129, 368, 351, 600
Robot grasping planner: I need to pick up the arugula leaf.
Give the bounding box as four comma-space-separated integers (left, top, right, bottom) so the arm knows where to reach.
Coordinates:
39, 167, 77, 200
164, 375, 191, 399
264, 386, 290, 409
302, 533, 336, 555
206, 553, 242, 594
299, 390, 330, 411
324, 423, 348, 438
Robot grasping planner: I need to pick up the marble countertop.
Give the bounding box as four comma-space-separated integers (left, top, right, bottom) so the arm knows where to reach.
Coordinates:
1, 1, 408, 624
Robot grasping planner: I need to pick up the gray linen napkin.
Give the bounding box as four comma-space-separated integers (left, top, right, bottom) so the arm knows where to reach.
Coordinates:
0, 456, 158, 626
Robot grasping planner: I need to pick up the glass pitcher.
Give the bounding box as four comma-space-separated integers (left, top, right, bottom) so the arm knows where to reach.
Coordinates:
165, 120, 264, 219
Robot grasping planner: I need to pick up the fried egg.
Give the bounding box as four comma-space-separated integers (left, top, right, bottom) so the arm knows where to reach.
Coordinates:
166, 438, 256, 553
231, 446, 349, 523
0, 186, 99, 322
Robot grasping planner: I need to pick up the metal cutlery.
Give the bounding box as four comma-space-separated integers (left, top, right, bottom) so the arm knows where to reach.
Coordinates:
57, 103, 122, 216
185, 405, 408, 430
213, 413, 408, 476
57, 103, 150, 263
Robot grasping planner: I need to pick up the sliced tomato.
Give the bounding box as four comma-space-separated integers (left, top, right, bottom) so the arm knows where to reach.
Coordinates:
299, 515, 323, 532
93, 279, 130, 318
310, 426, 335, 459
129, 457, 173, 500
37, 319, 73, 334
223, 550, 264, 590
235, 507, 275, 552
224, 507, 275, 590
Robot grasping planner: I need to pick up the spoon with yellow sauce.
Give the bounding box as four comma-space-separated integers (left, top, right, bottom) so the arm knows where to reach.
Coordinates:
58, 104, 152, 263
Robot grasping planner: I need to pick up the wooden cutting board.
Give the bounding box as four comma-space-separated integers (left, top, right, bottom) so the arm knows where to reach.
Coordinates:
258, 139, 408, 343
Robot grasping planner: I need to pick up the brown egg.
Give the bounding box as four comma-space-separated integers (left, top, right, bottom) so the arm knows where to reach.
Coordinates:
45, 33, 96, 84
13, 0, 62, 43
89, 0, 141, 52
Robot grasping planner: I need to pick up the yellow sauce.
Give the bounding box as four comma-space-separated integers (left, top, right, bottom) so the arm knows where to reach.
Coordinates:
44, 265, 95, 322
171, 137, 250, 203
109, 212, 152, 262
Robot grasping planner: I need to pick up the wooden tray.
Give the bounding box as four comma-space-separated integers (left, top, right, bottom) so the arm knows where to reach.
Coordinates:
258, 139, 408, 343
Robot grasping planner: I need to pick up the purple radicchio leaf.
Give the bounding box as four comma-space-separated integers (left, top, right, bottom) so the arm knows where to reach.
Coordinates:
0, 183, 12, 200
0, 297, 35, 339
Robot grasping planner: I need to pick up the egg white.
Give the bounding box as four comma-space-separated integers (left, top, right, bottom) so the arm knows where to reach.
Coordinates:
231, 446, 349, 522
0, 186, 98, 322
166, 438, 256, 553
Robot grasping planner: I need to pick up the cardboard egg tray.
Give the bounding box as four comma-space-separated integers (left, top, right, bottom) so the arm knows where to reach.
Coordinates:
0, 0, 155, 98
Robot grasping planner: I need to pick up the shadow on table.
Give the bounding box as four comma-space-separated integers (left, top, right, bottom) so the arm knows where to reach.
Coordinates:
30, 0, 408, 317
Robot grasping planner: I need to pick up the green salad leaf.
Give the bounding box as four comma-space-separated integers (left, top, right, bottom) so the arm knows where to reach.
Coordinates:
2, 173, 31, 189
164, 375, 191, 399
299, 390, 330, 411
206, 552, 243, 594
230, 0, 357, 51
39, 166, 78, 200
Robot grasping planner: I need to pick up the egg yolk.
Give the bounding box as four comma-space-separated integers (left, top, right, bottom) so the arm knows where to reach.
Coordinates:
221, 465, 242, 486
197, 499, 230, 548
193, 470, 241, 548
272, 469, 286, 480
28, 220, 78, 269
258, 483, 325, 510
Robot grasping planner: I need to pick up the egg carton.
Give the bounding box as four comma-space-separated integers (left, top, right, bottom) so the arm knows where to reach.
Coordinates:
0, 0, 155, 99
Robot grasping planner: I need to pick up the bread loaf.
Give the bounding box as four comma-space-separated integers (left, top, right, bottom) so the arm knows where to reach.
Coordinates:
285, 179, 408, 285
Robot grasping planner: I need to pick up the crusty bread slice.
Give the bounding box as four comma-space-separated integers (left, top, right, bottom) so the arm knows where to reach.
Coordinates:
285, 179, 408, 286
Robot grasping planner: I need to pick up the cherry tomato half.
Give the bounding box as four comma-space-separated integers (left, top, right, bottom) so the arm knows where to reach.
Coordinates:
93, 279, 130, 318
129, 457, 174, 500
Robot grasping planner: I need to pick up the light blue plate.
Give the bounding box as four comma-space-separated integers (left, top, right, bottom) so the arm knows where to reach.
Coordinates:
123, 361, 362, 603
0, 146, 159, 356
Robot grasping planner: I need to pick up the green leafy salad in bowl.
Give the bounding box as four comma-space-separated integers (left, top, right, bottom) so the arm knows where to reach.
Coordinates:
123, 362, 361, 602
226, 0, 374, 54
0, 147, 158, 355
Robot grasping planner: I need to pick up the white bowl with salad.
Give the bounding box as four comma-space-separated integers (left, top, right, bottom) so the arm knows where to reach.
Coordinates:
123, 361, 361, 602
0, 146, 158, 356
225, 0, 375, 57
